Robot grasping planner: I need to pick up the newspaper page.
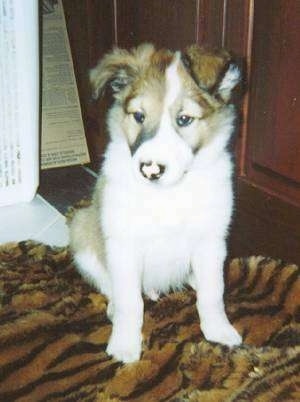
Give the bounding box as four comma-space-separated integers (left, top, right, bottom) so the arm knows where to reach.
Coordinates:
0, 0, 39, 206
41, 0, 90, 169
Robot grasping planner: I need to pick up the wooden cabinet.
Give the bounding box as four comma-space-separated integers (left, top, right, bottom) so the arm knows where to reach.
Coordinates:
245, 0, 300, 201
63, 0, 300, 264
228, 0, 300, 264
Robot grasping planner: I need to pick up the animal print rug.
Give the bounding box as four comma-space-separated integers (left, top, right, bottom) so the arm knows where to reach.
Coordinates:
0, 241, 299, 401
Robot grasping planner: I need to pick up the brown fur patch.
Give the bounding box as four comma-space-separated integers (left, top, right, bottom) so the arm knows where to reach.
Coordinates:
184, 44, 230, 90
69, 177, 106, 266
90, 44, 156, 99
150, 48, 174, 73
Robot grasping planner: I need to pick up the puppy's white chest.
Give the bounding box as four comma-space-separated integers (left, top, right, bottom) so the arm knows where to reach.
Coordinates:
133, 180, 202, 229
141, 196, 193, 227
141, 231, 192, 295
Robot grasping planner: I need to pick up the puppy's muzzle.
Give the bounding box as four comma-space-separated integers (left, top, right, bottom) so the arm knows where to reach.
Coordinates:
140, 161, 166, 181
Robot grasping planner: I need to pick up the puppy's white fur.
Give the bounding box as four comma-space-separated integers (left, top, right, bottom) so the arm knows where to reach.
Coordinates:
70, 46, 242, 363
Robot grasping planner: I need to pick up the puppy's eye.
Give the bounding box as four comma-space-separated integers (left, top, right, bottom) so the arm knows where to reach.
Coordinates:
133, 111, 145, 124
176, 115, 194, 127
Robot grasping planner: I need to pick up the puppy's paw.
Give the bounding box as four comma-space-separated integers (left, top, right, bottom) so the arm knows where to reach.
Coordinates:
201, 320, 242, 347
106, 330, 142, 363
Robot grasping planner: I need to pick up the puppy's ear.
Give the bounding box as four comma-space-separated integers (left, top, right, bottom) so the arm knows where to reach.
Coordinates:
184, 44, 241, 102
90, 43, 155, 99
216, 62, 241, 103
89, 48, 136, 99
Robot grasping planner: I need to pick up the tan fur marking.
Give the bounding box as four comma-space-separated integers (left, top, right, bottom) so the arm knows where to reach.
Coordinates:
185, 45, 230, 90
69, 177, 106, 266
90, 44, 156, 99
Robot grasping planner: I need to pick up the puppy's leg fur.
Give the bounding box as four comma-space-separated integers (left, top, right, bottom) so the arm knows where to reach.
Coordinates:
106, 239, 144, 363
192, 237, 241, 347
70, 187, 143, 362
69, 202, 112, 301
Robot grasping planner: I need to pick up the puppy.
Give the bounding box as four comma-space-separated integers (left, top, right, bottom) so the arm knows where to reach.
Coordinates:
69, 43, 242, 363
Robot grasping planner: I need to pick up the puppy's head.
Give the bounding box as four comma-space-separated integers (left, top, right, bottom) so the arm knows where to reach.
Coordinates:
91, 43, 241, 186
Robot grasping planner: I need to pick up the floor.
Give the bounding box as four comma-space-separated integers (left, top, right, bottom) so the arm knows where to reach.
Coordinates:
0, 166, 97, 247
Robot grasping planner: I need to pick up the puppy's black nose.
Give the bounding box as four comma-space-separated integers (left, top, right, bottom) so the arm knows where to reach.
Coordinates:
140, 161, 166, 181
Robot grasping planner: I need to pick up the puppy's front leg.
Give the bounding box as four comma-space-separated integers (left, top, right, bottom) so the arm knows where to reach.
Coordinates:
106, 240, 143, 363
192, 238, 242, 347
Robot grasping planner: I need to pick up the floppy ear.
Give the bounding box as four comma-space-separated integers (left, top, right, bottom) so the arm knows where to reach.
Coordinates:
184, 44, 240, 102
89, 48, 137, 99
90, 43, 155, 99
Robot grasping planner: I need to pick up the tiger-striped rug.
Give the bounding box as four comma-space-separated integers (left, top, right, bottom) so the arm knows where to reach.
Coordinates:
0, 241, 299, 401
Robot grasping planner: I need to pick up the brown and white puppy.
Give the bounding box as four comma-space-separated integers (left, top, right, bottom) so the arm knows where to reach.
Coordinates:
69, 43, 242, 363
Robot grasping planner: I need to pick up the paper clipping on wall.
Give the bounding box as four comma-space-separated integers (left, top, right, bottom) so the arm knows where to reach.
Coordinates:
41, 0, 90, 169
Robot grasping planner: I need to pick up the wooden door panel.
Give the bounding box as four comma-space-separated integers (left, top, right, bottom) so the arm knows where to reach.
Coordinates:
63, 0, 115, 168
197, 0, 224, 47
261, 2, 300, 183
224, 0, 251, 56
218, 0, 300, 264
116, 0, 198, 49
222, 0, 252, 176
63, 0, 115, 108
247, 0, 300, 187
